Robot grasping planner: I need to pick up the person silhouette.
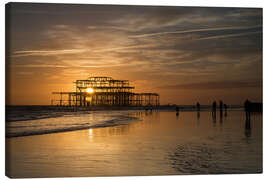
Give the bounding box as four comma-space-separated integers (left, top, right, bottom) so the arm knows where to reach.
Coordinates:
244, 100, 252, 139
176, 106, 180, 116
212, 101, 217, 117
219, 100, 223, 117
196, 102, 200, 112
244, 99, 251, 121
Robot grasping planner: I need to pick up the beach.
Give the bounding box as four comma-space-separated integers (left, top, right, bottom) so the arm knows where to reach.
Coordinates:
6, 109, 262, 178
5, 2, 263, 178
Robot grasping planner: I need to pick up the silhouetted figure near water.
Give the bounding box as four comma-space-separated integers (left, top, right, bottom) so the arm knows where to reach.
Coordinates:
244, 99, 250, 119
244, 100, 252, 138
219, 100, 223, 117
176, 106, 179, 116
212, 101, 217, 117
243, 99, 252, 139
196, 102, 200, 112
244, 99, 251, 121
224, 104, 228, 117
196, 102, 200, 125
244, 99, 251, 132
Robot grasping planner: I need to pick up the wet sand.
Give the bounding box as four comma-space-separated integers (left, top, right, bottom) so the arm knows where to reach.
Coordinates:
6, 110, 262, 178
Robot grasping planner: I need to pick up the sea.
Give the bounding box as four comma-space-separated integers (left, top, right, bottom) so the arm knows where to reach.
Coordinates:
6, 106, 262, 178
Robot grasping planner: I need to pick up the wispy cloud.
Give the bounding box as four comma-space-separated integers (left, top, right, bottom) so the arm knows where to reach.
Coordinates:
158, 80, 262, 90
87, 25, 135, 32
12, 49, 87, 57
92, 44, 156, 53
196, 31, 262, 41
14, 64, 69, 68
129, 25, 261, 38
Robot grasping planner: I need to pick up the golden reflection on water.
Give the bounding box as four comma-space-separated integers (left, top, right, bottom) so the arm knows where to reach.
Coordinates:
88, 129, 93, 142
6, 111, 262, 178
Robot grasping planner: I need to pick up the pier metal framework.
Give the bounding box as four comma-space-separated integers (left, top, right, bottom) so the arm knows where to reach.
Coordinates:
52, 76, 160, 107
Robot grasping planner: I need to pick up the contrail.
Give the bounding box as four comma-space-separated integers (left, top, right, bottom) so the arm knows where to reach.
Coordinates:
130, 25, 261, 38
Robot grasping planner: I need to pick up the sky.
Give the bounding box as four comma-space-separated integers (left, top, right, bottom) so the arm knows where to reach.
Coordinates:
6, 3, 262, 105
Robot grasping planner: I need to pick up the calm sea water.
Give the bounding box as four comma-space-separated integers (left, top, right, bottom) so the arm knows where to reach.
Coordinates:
6, 110, 262, 178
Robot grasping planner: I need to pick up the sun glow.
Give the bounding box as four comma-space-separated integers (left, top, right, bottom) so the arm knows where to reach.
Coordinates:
86, 88, 94, 94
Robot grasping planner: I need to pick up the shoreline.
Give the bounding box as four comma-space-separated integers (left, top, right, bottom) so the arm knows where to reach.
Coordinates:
6, 108, 249, 138
6, 104, 244, 111
6, 105, 244, 123
6, 112, 141, 138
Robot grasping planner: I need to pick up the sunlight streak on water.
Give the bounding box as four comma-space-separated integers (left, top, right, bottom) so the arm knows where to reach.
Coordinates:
88, 129, 94, 142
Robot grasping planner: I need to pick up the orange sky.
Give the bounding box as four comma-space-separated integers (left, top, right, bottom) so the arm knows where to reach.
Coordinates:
6, 3, 262, 105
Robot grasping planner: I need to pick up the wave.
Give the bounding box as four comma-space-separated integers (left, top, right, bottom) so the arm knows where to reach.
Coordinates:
6, 112, 140, 138
6, 106, 92, 122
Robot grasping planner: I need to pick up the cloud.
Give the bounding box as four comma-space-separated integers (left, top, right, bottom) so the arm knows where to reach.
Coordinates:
158, 80, 262, 90
196, 30, 261, 41
87, 25, 135, 32
13, 64, 69, 68
129, 25, 261, 38
91, 44, 156, 53
12, 49, 87, 57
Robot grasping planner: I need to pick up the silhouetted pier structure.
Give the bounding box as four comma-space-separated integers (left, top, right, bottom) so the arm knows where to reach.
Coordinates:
51, 76, 160, 107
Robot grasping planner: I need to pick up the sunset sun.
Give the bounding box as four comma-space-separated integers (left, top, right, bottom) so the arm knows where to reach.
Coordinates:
86, 88, 94, 94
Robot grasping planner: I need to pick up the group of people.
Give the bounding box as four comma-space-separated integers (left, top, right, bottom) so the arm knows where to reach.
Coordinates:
212, 100, 228, 117
175, 101, 228, 117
